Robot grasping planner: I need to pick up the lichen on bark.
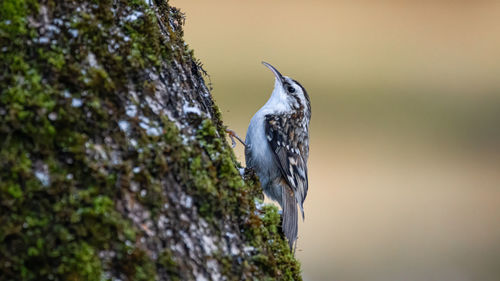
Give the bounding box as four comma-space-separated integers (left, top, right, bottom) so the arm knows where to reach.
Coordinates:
0, 0, 301, 280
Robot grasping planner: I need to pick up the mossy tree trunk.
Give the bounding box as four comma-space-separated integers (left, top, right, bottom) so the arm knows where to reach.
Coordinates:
0, 0, 302, 280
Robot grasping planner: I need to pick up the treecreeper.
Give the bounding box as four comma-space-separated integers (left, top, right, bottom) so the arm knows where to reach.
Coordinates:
245, 62, 311, 251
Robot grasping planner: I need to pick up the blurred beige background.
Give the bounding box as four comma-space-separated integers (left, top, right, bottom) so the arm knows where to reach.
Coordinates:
171, 1, 500, 280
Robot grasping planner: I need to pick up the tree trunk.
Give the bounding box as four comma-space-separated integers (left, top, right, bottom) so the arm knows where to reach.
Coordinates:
0, 0, 301, 280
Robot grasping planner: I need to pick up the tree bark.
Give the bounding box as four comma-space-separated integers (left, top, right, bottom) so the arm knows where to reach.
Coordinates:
0, 0, 301, 280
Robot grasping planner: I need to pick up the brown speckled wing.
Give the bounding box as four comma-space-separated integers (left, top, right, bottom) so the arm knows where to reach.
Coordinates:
264, 113, 309, 216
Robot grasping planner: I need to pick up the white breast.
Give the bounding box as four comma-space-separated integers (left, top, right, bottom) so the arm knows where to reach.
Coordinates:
246, 110, 270, 166
245, 77, 290, 181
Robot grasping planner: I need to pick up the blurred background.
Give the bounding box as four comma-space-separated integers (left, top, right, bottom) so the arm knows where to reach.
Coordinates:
171, 1, 500, 280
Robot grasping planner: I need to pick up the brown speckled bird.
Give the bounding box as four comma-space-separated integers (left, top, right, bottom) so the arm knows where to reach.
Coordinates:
245, 62, 311, 251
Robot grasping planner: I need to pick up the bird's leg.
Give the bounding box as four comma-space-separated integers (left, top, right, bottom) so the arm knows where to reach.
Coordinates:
225, 129, 246, 148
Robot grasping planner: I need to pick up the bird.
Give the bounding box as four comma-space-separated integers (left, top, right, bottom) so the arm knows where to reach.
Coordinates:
245, 61, 311, 251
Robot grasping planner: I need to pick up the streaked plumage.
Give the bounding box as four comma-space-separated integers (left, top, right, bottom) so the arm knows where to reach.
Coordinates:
245, 62, 311, 251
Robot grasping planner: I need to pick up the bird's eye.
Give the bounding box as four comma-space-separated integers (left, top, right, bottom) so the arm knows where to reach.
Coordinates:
287, 86, 296, 93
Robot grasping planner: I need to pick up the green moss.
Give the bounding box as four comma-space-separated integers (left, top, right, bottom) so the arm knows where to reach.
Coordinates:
57, 242, 102, 280
0, 0, 170, 279
158, 249, 180, 281
0, 0, 301, 279
162, 117, 301, 279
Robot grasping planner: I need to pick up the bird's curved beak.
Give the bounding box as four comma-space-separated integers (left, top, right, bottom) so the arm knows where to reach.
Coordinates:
262, 61, 285, 84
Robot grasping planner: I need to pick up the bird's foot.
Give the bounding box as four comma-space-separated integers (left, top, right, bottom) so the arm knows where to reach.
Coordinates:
226, 129, 246, 148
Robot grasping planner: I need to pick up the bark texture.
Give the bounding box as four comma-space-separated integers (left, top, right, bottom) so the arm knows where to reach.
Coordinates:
0, 0, 301, 280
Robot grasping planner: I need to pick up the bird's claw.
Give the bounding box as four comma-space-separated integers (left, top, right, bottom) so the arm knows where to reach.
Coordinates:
226, 129, 245, 148
229, 135, 236, 148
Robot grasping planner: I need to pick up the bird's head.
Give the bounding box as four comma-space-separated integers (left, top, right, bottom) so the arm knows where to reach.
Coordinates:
262, 61, 310, 115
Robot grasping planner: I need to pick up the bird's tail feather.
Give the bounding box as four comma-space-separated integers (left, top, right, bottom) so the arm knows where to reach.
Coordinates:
299, 202, 305, 220
282, 187, 298, 252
